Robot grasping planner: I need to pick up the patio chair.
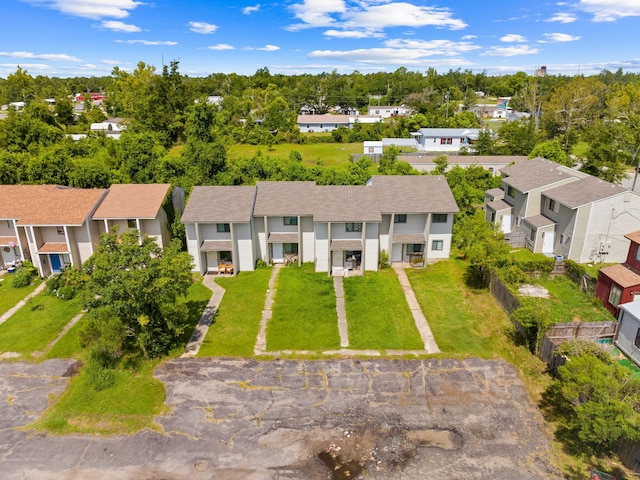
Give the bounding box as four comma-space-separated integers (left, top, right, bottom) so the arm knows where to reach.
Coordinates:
225, 263, 234, 275
217, 263, 227, 274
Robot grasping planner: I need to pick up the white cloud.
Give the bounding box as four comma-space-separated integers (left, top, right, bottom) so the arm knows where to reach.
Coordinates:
542, 32, 581, 42
189, 21, 218, 34
243, 4, 260, 15
22, 0, 142, 19
500, 34, 526, 42
258, 44, 280, 51
342, 3, 467, 30
0, 51, 82, 62
288, 1, 466, 31
207, 44, 235, 50
0, 63, 50, 71
384, 38, 480, 54
323, 29, 384, 38
100, 20, 141, 32
309, 47, 474, 66
462, 35, 477, 40
101, 59, 122, 65
482, 45, 540, 56
578, 0, 640, 21
115, 40, 178, 46
546, 12, 577, 23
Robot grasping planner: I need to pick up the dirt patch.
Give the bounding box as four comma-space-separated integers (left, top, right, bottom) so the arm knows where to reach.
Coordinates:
518, 283, 550, 298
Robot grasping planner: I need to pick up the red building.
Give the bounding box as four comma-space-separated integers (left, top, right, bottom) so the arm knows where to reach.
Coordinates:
596, 231, 640, 318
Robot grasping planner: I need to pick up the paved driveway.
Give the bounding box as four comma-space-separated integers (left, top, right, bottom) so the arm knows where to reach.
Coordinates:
0, 358, 560, 479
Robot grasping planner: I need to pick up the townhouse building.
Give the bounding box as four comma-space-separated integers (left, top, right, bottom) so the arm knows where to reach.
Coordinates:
484, 157, 640, 263
182, 176, 459, 276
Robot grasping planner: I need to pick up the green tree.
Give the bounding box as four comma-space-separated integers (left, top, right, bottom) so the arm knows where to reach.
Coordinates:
80, 230, 193, 363
497, 119, 537, 155
529, 139, 571, 165
550, 344, 640, 454
472, 129, 496, 155
581, 120, 630, 183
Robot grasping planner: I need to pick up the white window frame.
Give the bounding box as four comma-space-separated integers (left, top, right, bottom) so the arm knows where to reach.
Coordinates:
609, 285, 622, 307
431, 239, 444, 251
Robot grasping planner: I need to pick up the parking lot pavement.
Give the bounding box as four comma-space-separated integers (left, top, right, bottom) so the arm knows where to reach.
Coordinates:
0, 358, 561, 479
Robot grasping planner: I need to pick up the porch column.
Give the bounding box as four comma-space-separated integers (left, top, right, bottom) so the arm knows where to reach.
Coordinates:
424, 213, 432, 262
297, 215, 302, 266
388, 214, 395, 255
327, 222, 332, 276
13, 221, 25, 262
263, 216, 269, 264
230, 223, 237, 276
361, 222, 366, 272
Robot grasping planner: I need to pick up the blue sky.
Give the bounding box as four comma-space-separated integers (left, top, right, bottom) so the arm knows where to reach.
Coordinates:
2, 0, 640, 79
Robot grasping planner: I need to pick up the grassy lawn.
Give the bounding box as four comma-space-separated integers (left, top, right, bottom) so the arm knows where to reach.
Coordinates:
267, 263, 340, 351
0, 277, 42, 316
198, 268, 272, 356
344, 269, 423, 350
534, 275, 610, 323
0, 293, 81, 358
227, 142, 362, 169
33, 359, 166, 435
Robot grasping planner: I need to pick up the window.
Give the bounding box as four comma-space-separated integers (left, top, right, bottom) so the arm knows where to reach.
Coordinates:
635, 245, 640, 263
635, 328, 640, 349
127, 219, 137, 229
609, 285, 622, 307
515, 216, 522, 227
490, 212, 496, 223
488, 167, 494, 174
368, 147, 374, 153
507, 186, 515, 197
56, 226, 64, 235
346, 223, 362, 232
284, 243, 298, 255
431, 240, 444, 251
440, 138, 453, 145
394, 214, 407, 224
407, 244, 424, 253
530, 229, 536, 241
432, 214, 447, 223
219, 251, 232, 262
61, 254, 71, 265
217, 223, 230, 233
283, 216, 298, 226
560, 234, 570, 245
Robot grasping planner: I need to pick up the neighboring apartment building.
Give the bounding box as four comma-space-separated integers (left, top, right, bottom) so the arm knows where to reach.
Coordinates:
400, 155, 527, 176
367, 105, 411, 118
484, 157, 640, 263
596, 231, 640, 318
0, 184, 171, 277
614, 301, 640, 368
297, 114, 382, 133
182, 177, 459, 276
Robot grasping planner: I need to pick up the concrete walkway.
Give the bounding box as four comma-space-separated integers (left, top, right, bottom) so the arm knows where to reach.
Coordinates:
32, 312, 85, 358
333, 276, 350, 348
254, 265, 282, 355
0, 281, 47, 326
182, 274, 226, 357
393, 266, 440, 353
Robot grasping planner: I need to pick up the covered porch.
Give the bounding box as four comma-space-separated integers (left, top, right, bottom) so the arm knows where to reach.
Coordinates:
200, 240, 235, 276
330, 239, 362, 277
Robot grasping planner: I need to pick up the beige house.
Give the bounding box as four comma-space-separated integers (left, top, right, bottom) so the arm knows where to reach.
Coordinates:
92, 183, 171, 248
0, 184, 172, 277
484, 158, 640, 263
182, 177, 459, 276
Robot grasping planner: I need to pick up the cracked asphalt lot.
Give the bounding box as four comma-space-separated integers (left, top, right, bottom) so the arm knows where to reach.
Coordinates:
0, 357, 560, 479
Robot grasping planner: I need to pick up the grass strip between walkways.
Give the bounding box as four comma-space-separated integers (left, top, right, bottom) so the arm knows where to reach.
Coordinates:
343, 269, 423, 350
0, 278, 42, 317
267, 263, 340, 351
198, 268, 272, 356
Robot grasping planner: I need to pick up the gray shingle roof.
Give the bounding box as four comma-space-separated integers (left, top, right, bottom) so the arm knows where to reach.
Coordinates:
486, 199, 512, 212
543, 176, 629, 208
314, 186, 381, 222
367, 175, 459, 214
253, 181, 317, 216
524, 214, 556, 228
485, 187, 505, 200
501, 157, 580, 193
182, 186, 256, 223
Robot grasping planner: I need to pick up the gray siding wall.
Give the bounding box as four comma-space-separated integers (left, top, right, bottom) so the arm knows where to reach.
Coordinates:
616, 311, 640, 368
301, 216, 315, 263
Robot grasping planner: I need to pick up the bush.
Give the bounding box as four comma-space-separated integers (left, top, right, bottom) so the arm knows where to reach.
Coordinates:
46, 267, 87, 300
256, 259, 269, 269
84, 361, 116, 391
378, 250, 390, 269
11, 260, 38, 288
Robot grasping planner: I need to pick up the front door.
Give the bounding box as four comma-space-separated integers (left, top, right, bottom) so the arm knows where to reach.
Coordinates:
542, 231, 554, 254
50, 254, 62, 273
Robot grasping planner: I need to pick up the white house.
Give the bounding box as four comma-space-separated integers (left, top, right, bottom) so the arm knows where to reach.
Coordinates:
615, 302, 640, 368
367, 105, 411, 118
182, 177, 459, 276
401, 155, 526, 176
413, 128, 481, 153
297, 114, 382, 133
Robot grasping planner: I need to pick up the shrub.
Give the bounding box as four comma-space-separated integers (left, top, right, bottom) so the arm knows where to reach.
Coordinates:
46, 267, 87, 300
11, 260, 38, 288
84, 361, 116, 391
256, 259, 269, 269
378, 250, 390, 269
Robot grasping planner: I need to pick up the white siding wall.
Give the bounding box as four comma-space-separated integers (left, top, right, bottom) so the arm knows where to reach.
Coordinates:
301, 217, 315, 263
0, 220, 16, 237
73, 224, 93, 265
185, 224, 201, 273
616, 311, 640, 367
394, 214, 427, 234
580, 195, 640, 264
365, 223, 379, 271
254, 220, 267, 261
315, 223, 329, 272
234, 223, 255, 272
427, 234, 452, 260
38, 226, 67, 244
